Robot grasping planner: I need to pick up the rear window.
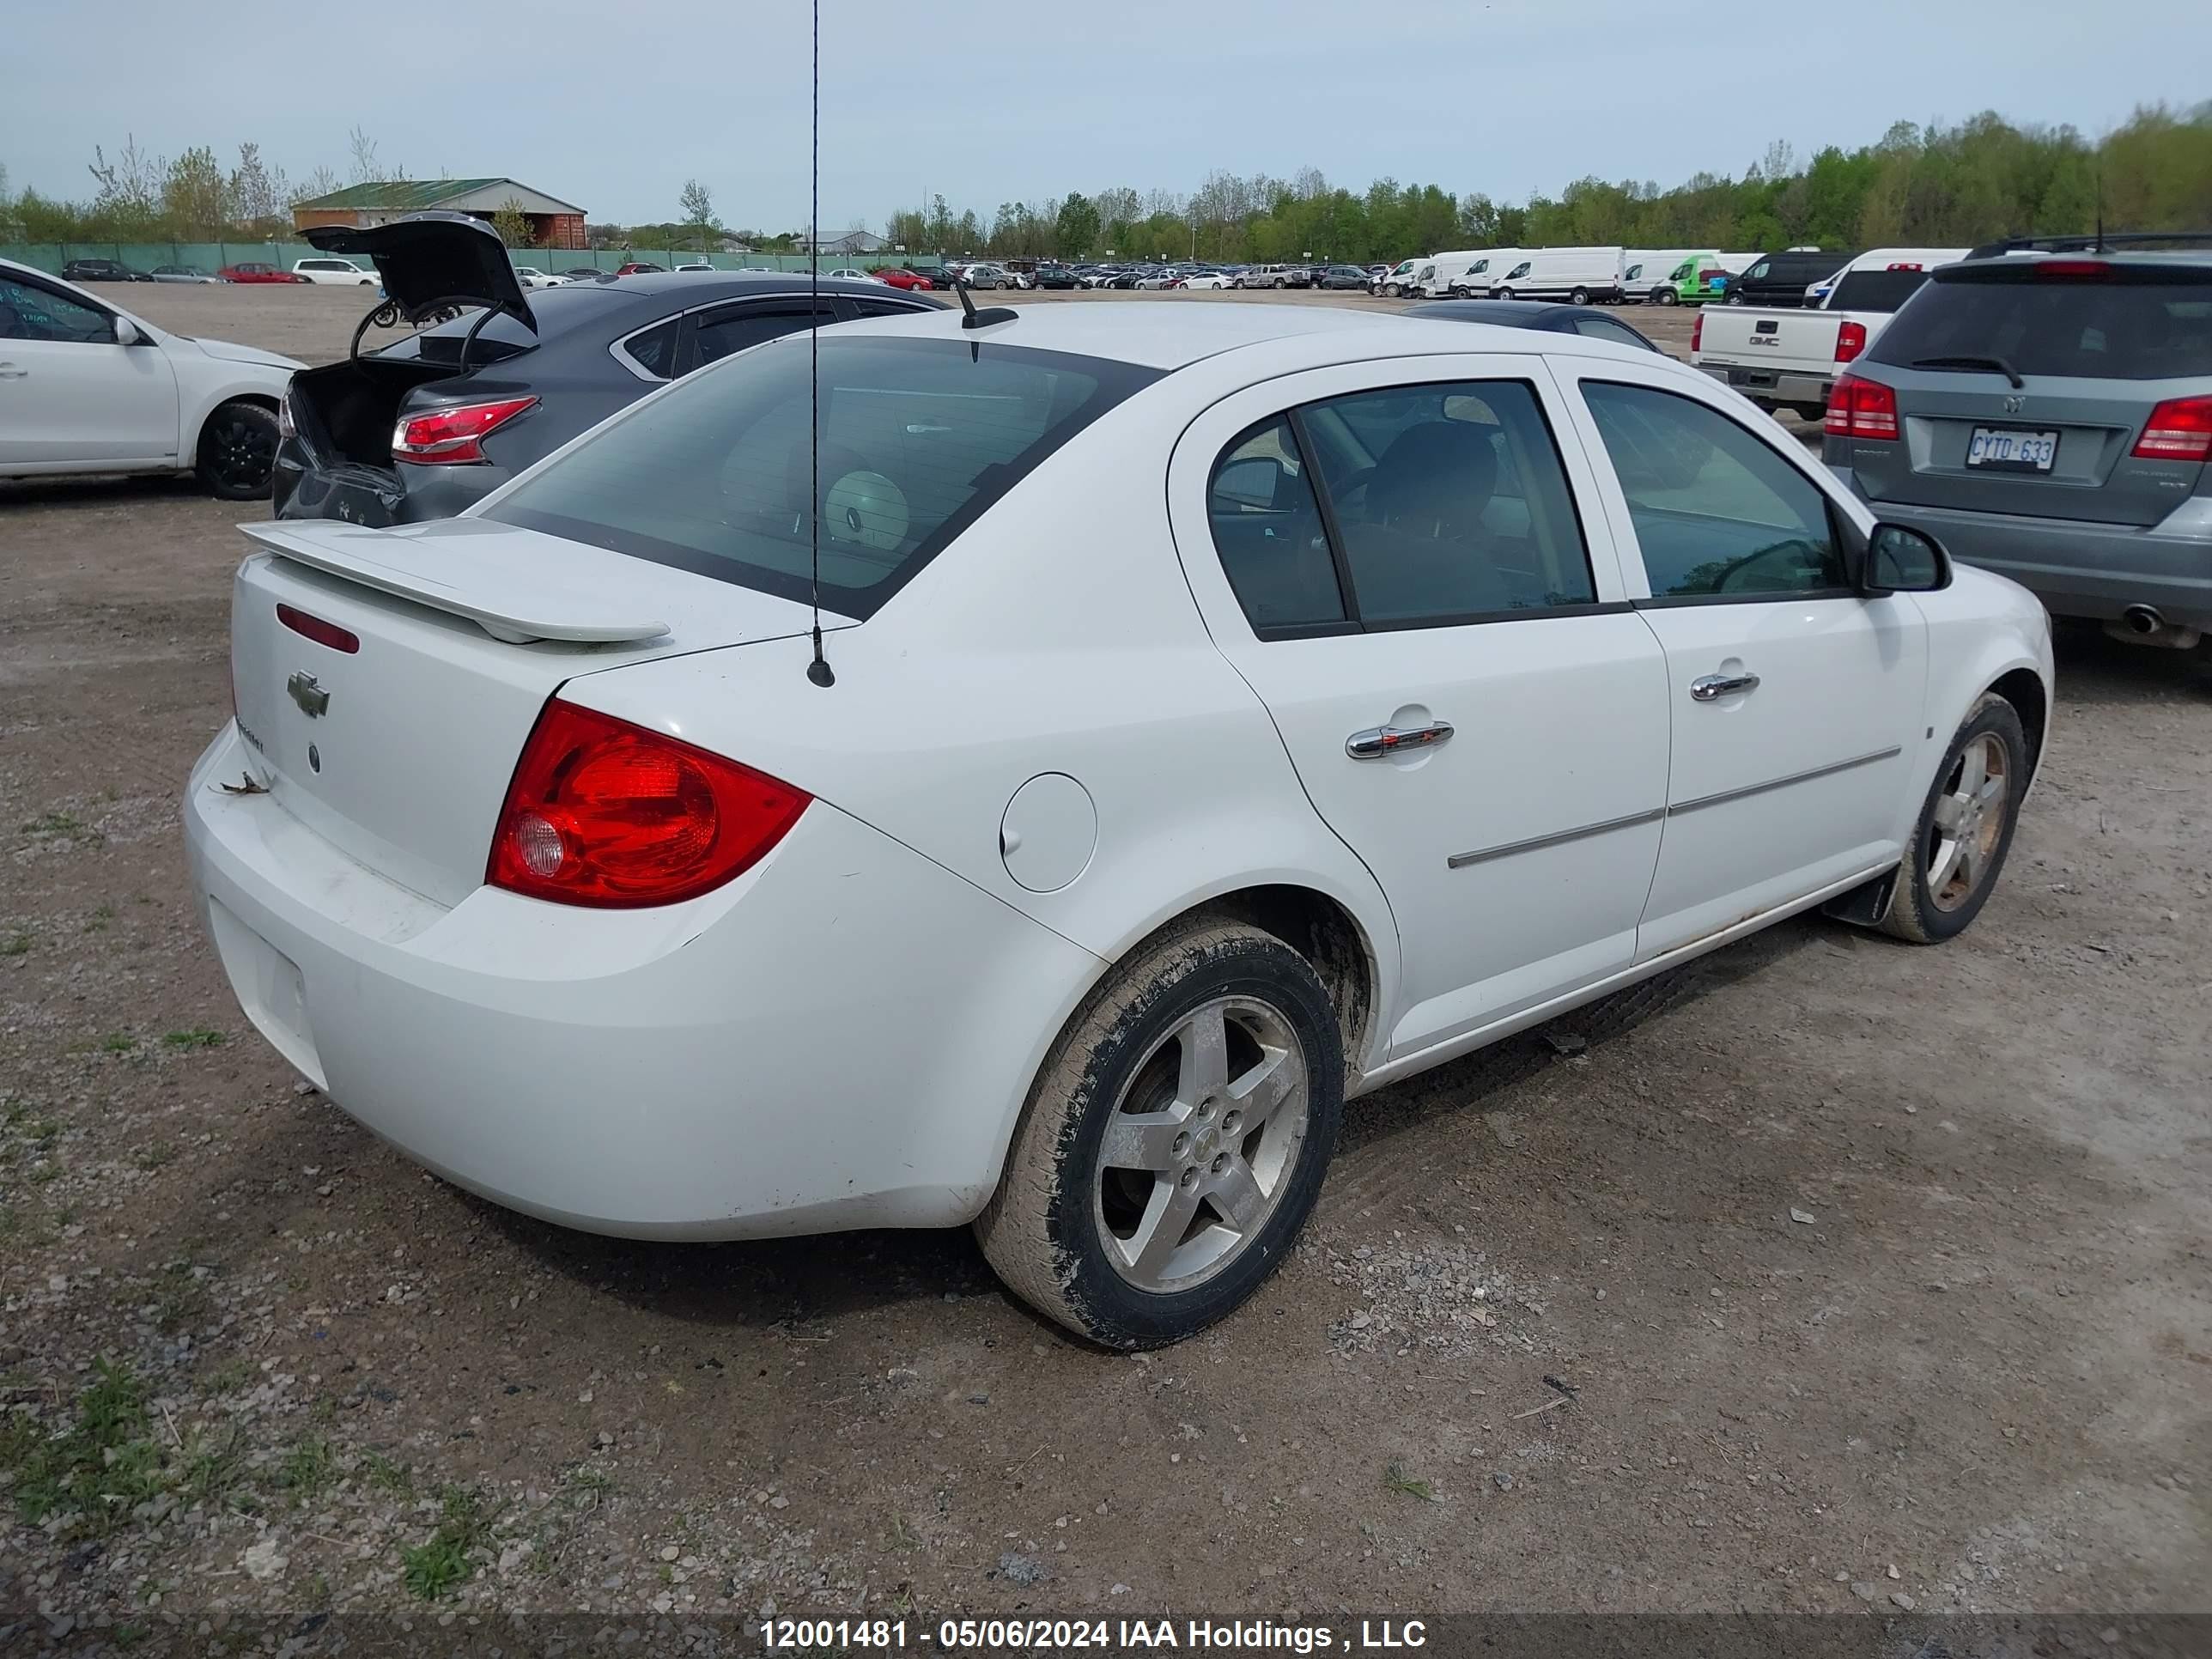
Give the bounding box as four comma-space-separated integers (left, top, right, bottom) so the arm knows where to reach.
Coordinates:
487, 335, 1159, 618
1827, 270, 1932, 313
1870, 267, 2212, 380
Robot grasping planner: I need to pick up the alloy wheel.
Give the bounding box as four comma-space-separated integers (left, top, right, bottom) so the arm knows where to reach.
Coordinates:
1925, 732, 2009, 911
1091, 996, 1309, 1293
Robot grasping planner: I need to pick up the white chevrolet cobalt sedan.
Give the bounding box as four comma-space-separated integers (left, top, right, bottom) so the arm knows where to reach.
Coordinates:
186, 303, 2052, 1346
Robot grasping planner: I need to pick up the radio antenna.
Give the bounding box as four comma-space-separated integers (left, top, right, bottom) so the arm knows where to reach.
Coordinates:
804, 0, 835, 688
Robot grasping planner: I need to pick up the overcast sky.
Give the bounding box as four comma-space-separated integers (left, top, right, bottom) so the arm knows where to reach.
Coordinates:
7, 0, 2207, 231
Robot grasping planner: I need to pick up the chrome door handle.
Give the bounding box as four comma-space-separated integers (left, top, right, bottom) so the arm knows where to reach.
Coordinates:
1690, 672, 1760, 702
1346, 720, 1455, 759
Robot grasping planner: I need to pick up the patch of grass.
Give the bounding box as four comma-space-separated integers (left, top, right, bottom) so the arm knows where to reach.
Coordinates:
161, 1030, 226, 1050
133, 1142, 174, 1172
21, 811, 90, 839
1, 932, 31, 958
2, 1361, 167, 1534
27, 1164, 58, 1185
277, 1436, 335, 1504
362, 1451, 413, 1498
400, 1485, 492, 1601
1382, 1459, 1437, 1502
887, 1509, 920, 1551
100, 1033, 137, 1054
177, 1428, 246, 1510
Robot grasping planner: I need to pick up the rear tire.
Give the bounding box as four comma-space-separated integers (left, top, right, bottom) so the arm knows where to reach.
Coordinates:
1881, 693, 2027, 944
976, 917, 1345, 1349
195, 400, 278, 501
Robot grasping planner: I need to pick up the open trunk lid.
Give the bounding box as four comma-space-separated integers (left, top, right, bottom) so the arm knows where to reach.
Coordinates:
226, 517, 833, 908
307, 212, 535, 331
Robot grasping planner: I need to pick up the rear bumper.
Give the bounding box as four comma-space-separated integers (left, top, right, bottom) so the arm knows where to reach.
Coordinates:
185, 723, 1099, 1239
1696, 362, 1832, 410
1828, 471, 2212, 629
274, 455, 505, 526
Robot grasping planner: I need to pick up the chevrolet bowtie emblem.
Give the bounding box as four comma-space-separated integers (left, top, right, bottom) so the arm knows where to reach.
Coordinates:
287, 672, 330, 718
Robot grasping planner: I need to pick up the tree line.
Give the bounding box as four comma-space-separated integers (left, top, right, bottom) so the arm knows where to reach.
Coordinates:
6, 106, 2206, 261
884, 105, 2210, 264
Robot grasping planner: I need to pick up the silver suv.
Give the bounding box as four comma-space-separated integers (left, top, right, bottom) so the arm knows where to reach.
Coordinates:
1824, 234, 2212, 661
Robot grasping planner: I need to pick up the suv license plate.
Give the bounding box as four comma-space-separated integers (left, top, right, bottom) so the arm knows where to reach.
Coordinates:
1966, 427, 2058, 471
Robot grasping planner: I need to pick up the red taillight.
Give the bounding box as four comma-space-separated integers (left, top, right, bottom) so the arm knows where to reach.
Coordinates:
488, 702, 811, 908
1690, 311, 1703, 352
276, 603, 360, 653
2132, 395, 2212, 463
392, 397, 538, 465
1834, 320, 1869, 363
1825, 373, 1899, 441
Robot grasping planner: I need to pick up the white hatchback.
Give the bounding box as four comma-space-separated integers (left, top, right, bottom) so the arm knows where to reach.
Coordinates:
185, 303, 2052, 1346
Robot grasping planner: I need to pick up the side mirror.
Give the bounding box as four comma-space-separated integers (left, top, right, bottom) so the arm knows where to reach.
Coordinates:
1213, 455, 1290, 511
1860, 523, 1950, 595
112, 316, 142, 346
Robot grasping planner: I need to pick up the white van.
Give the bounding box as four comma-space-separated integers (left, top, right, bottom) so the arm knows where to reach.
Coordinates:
1442, 248, 1526, 298
1488, 246, 1625, 303
1384, 250, 1483, 300
1373, 258, 1419, 296
1620, 250, 1698, 304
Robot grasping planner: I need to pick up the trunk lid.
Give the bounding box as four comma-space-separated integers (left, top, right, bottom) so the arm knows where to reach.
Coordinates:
306, 212, 535, 331
228, 517, 832, 907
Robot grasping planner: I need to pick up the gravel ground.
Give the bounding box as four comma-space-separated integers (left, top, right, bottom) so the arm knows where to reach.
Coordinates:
0, 287, 2206, 1642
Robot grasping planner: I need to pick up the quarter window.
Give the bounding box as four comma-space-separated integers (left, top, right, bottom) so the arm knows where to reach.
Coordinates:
617, 319, 682, 380
1580, 380, 1846, 599
1207, 416, 1345, 632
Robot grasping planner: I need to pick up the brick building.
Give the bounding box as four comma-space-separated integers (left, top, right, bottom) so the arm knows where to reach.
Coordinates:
291, 179, 587, 250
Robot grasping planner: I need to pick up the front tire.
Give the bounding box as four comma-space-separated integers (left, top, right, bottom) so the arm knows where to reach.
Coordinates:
1882, 694, 2027, 944
195, 400, 278, 500
1384, 283, 1401, 298
1656, 289, 1679, 306
1569, 286, 1591, 305
976, 918, 1345, 1348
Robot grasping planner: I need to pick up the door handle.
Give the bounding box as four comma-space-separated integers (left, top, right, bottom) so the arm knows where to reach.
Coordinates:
1346, 720, 1455, 759
0, 363, 27, 379
1690, 672, 1761, 702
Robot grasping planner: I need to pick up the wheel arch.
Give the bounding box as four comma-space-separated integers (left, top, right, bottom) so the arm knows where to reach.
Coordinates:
1989, 665, 2048, 782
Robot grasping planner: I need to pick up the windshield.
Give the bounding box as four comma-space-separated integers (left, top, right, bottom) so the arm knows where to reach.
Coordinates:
488, 336, 1159, 618
1869, 268, 2212, 380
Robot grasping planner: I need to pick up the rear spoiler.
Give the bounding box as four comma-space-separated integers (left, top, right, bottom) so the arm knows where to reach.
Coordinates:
240, 520, 671, 646
1967, 230, 2212, 259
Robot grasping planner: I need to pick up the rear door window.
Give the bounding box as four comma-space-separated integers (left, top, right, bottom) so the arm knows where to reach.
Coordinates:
690, 300, 835, 370
489, 337, 1158, 618
1869, 270, 2212, 379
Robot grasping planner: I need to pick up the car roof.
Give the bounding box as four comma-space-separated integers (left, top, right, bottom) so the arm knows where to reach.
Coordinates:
595, 270, 908, 301
823, 298, 1662, 374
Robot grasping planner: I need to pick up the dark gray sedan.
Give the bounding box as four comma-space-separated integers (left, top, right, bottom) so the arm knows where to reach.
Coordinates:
274, 213, 942, 526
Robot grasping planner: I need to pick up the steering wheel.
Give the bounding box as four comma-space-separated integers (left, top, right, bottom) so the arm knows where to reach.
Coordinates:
1711, 538, 1822, 594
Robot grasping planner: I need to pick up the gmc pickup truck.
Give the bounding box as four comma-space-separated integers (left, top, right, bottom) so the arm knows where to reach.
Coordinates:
1691, 249, 1965, 420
